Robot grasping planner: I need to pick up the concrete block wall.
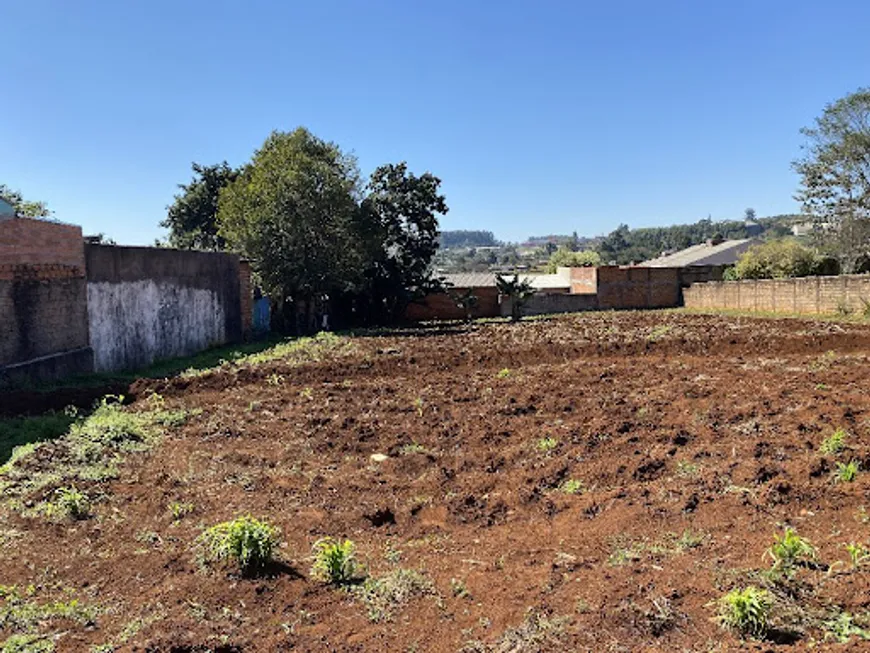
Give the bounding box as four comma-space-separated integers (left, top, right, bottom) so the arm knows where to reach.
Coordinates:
86, 244, 245, 372
683, 274, 870, 314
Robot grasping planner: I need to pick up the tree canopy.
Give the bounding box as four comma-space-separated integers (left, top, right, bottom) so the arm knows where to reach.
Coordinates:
546, 246, 600, 272
794, 88, 870, 273
162, 162, 239, 250
0, 184, 51, 218
217, 128, 363, 315
730, 239, 826, 280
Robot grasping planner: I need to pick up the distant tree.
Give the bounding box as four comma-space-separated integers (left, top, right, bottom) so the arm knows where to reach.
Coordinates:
794, 88, 870, 273
440, 230, 497, 249
546, 247, 601, 272
744, 208, 757, 222
162, 162, 239, 250
496, 274, 535, 322
0, 184, 51, 218
217, 128, 363, 332
355, 162, 449, 323
731, 239, 822, 279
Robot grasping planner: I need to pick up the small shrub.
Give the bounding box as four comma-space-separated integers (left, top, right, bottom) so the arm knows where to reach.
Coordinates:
834, 460, 859, 483
714, 586, 772, 638
836, 298, 853, 316
196, 516, 279, 575
820, 429, 847, 455
765, 527, 815, 576
311, 537, 359, 584
496, 368, 511, 379
52, 486, 91, 520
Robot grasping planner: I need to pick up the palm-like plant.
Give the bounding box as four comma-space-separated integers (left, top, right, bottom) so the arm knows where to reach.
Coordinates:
496, 274, 535, 322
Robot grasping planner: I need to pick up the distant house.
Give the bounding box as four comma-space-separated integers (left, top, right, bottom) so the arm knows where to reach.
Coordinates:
0, 196, 14, 220
642, 238, 757, 268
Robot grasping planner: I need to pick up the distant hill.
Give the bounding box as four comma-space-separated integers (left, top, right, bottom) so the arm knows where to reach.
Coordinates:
439, 230, 499, 249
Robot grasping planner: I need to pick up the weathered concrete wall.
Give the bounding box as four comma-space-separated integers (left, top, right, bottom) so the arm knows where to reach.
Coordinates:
683, 274, 870, 315
0, 219, 93, 383
86, 245, 244, 372
502, 292, 598, 317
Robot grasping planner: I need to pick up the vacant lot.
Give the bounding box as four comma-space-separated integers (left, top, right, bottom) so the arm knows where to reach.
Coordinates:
3, 312, 870, 652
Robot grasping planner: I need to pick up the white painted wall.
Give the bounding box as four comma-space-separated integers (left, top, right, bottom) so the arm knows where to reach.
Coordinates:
88, 279, 227, 372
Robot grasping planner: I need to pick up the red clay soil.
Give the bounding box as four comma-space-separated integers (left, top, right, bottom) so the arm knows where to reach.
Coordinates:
4, 312, 870, 652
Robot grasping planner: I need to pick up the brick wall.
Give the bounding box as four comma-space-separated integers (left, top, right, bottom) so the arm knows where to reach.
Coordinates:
239, 260, 253, 338
405, 287, 500, 321
595, 266, 681, 309
0, 218, 85, 270
683, 275, 870, 314
0, 219, 92, 380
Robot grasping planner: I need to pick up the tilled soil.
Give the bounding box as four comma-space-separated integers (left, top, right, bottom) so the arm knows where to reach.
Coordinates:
4, 312, 870, 652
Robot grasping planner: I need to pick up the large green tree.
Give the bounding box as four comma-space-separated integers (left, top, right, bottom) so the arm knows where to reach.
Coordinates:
217, 128, 363, 331
0, 184, 51, 218
161, 162, 239, 250
794, 88, 870, 273
355, 162, 448, 322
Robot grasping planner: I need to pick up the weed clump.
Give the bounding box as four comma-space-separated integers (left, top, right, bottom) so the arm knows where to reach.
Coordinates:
197, 516, 279, 575
311, 538, 359, 584
765, 527, 815, 577
819, 429, 847, 455
834, 460, 859, 483
714, 586, 772, 638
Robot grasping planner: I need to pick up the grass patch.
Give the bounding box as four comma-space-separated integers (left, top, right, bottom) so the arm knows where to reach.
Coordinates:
354, 569, 433, 622
0, 397, 193, 518
834, 460, 859, 483
0, 410, 78, 466
535, 437, 558, 453
0, 585, 97, 642
764, 527, 815, 578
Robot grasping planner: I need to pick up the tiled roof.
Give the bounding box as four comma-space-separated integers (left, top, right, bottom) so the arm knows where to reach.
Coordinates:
439, 271, 571, 290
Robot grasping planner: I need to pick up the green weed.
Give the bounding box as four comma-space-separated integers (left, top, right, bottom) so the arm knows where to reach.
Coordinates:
845, 542, 870, 568
820, 429, 847, 455
558, 479, 583, 494
311, 538, 359, 585
713, 586, 771, 639
676, 460, 700, 478
764, 527, 815, 576
1, 634, 54, 652
450, 578, 470, 599
535, 437, 558, 453
834, 460, 859, 483
496, 368, 511, 379
196, 516, 279, 575
825, 611, 870, 643
168, 501, 195, 521
49, 486, 91, 520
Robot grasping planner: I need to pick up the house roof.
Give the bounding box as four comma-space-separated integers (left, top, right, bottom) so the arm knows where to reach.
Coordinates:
642, 239, 757, 268
440, 271, 571, 290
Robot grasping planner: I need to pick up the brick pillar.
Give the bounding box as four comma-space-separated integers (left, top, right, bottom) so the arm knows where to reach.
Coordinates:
239, 260, 253, 339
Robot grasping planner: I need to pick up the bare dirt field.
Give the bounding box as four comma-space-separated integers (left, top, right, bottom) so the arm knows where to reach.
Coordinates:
3, 311, 870, 652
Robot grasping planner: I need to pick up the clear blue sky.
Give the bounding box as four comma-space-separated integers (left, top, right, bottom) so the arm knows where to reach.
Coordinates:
3, 0, 869, 244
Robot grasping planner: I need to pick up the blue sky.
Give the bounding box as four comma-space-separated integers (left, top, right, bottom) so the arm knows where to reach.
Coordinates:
2, 0, 869, 244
